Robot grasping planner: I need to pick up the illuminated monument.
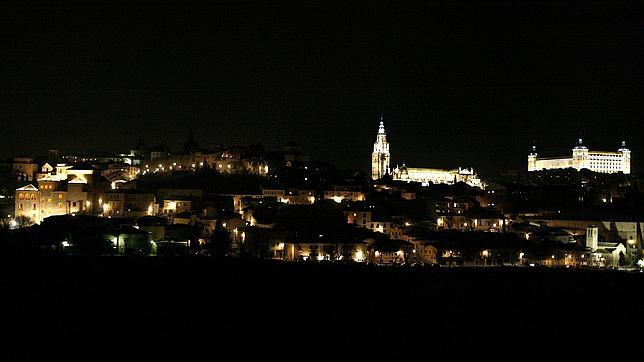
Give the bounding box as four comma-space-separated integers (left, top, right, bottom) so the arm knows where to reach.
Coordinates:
392, 164, 483, 188
528, 139, 631, 174
371, 117, 390, 180
371, 118, 484, 188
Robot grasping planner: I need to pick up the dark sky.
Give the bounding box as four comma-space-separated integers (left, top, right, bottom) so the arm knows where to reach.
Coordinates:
2, 0, 643, 175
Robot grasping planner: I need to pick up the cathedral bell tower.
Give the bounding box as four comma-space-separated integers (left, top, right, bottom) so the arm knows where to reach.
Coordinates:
371, 117, 390, 180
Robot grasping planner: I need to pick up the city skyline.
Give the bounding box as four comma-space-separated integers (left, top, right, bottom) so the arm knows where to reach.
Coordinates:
2, 2, 644, 358
3, 119, 638, 175
2, 0, 643, 173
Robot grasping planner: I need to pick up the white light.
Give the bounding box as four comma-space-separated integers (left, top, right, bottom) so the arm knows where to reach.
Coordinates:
354, 249, 363, 262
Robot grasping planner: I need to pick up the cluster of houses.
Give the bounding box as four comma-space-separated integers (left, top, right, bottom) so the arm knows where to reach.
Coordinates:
3, 137, 643, 269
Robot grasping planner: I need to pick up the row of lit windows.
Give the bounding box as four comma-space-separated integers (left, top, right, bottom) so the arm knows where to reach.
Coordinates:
18, 192, 65, 200
589, 154, 621, 159
17, 203, 37, 210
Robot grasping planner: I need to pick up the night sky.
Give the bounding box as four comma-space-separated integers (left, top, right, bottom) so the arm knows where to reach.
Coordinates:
2, 0, 642, 175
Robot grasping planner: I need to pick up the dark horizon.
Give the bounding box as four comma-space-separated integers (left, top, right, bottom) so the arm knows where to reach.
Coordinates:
2, 0, 642, 174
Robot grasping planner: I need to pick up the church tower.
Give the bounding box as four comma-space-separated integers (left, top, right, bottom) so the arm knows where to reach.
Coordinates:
371, 117, 390, 180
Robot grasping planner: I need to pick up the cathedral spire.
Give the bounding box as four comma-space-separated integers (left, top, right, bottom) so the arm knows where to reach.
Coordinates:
372, 116, 390, 180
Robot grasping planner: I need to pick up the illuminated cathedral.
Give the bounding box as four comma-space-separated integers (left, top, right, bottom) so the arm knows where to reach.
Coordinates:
370, 118, 484, 188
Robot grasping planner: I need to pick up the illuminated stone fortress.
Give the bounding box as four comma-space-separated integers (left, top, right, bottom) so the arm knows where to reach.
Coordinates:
528, 138, 631, 174
371, 119, 484, 188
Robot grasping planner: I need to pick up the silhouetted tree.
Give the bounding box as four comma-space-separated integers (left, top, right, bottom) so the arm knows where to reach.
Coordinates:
207, 220, 231, 257
618, 251, 627, 267
16, 215, 33, 229
70, 226, 114, 256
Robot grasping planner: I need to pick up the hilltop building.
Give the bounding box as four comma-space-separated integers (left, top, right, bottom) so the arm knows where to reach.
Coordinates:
15, 163, 106, 223
371, 118, 390, 180
371, 118, 484, 188
528, 139, 631, 174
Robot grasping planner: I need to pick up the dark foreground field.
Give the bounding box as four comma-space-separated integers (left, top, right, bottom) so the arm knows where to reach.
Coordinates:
2, 257, 642, 360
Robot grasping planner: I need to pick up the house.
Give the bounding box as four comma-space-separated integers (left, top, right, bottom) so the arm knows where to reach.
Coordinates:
104, 225, 152, 256
367, 239, 413, 265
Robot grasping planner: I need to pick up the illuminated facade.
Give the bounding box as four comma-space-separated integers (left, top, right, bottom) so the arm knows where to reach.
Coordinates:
371, 119, 484, 188
15, 163, 99, 223
528, 139, 631, 174
371, 118, 390, 180
162, 200, 192, 215
392, 164, 484, 188
15, 180, 90, 223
